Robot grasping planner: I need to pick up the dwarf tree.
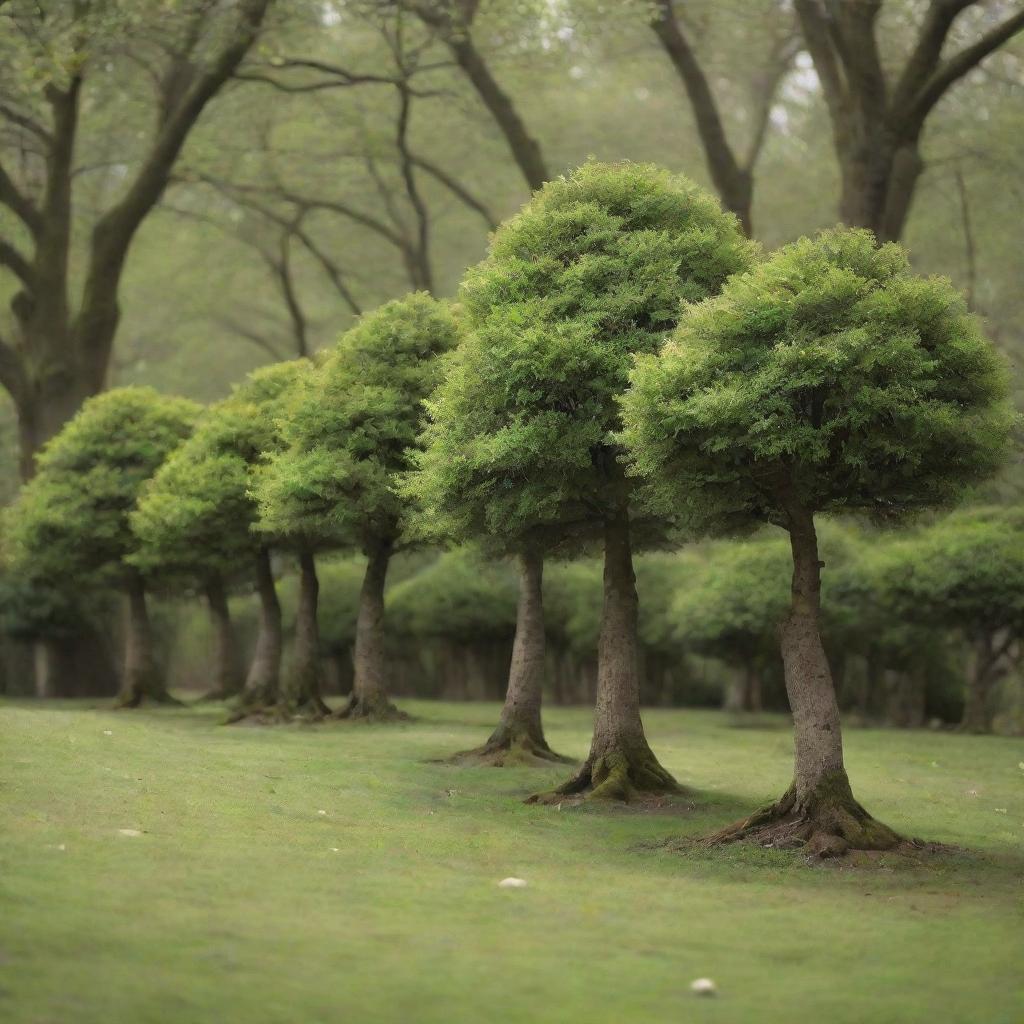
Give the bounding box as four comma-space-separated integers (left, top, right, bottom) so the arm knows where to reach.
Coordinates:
132, 361, 311, 706
255, 293, 458, 721
134, 360, 311, 718
623, 227, 1012, 852
6, 387, 199, 707
879, 508, 1024, 733
415, 161, 754, 798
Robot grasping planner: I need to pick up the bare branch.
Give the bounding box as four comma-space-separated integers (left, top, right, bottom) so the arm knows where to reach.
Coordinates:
907, 7, 1024, 127
410, 153, 496, 229
0, 159, 42, 235
0, 237, 32, 286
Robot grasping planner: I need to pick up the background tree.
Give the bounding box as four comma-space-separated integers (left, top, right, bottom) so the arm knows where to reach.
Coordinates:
255, 292, 457, 721
794, 0, 1024, 240
623, 227, 1013, 852
6, 386, 199, 707
423, 161, 754, 800
0, 0, 271, 477
879, 507, 1024, 732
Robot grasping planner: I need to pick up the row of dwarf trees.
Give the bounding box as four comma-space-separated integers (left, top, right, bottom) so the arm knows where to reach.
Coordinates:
5, 295, 458, 717
5, 162, 1013, 856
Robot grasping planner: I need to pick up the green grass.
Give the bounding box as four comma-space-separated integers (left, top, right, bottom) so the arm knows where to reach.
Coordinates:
2, 698, 1023, 1024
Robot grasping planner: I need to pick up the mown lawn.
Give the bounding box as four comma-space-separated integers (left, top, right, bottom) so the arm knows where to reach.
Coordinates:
1, 698, 1022, 1024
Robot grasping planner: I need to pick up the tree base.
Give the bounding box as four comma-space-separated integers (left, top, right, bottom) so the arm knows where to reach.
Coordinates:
526, 742, 679, 804
448, 724, 574, 768
114, 689, 184, 709
701, 773, 904, 857
333, 694, 409, 723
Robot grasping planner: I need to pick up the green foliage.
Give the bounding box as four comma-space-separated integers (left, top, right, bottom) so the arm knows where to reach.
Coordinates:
254, 293, 458, 552
875, 507, 1024, 640
622, 227, 1015, 527
409, 161, 756, 552
673, 535, 791, 664
386, 549, 518, 643
7, 387, 199, 589
132, 360, 311, 586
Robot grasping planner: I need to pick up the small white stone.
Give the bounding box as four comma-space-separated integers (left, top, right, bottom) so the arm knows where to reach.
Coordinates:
118, 828, 142, 837
690, 978, 717, 996
102, 730, 112, 736
995, 807, 1007, 814
330, 847, 340, 853
497, 877, 528, 889
317, 809, 327, 816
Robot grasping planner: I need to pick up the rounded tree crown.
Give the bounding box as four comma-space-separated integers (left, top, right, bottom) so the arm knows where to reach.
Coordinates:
131, 359, 312, 583
410, 161, 756, 550
10, 387, 199, 587
622, 227, 1014, 527
255, 293, 458, 551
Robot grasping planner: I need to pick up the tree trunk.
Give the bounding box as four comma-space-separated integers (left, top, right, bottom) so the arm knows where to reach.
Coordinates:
336, 540, 404, 721
960, 634, 996, 734
451, 549, 568, 765
116, 570, 176, 708
200, 576, 244, 701
708, 504, 901, 855
228, 548, 282, 722
529, 510, 677, 802
838, 132, 923, 242
285, 551, 330, 718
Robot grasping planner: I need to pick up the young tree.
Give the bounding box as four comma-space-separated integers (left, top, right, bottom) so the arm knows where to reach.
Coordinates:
416, 161, 755, 799
133, 360, 312, 718
622, 226, 1012, 852
879, 507, 1024, 733
6, 387, 199, 707
254, 292, 458, 721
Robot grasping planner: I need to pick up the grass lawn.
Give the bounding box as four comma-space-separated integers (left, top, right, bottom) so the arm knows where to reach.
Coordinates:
1, 698, 1022, 1024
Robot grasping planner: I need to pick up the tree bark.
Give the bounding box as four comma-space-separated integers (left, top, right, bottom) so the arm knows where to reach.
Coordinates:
228, 548, 282, 722
116, 570, 176, 708
451, 549, 568, 765
201, 576, 244, 701
336, 540, 405, 721
707, 503, 901, 855
960, 633, 996, 733
285, 551, 331, 718
529, 509, 677, 802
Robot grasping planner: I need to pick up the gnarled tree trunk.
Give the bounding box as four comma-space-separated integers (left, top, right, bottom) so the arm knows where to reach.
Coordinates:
286, 551, 330, 718
337, 539, 405, 721
116, 570, 176, 708
708, 504, 901, 856
228, 548, 282, 722
451, 549, 569, 766
201, 576, 244, 701
530, 509, 677, 802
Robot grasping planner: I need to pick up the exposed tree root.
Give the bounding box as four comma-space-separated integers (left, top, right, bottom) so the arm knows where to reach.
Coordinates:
334, 693, 410, 723
526, 744, 680, 804
448, 724, 574, 768
700, 773, 904, 858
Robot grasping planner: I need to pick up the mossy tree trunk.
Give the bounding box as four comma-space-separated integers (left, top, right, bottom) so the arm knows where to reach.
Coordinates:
116, 569, 176, 708
452, 549, 568, 766
709, 501, 901, 856
286, 551, 330, 718
530, 509, 677, 802
228, 548, 282, 722
202, 576, 244, 701
337, 539, 404, 721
